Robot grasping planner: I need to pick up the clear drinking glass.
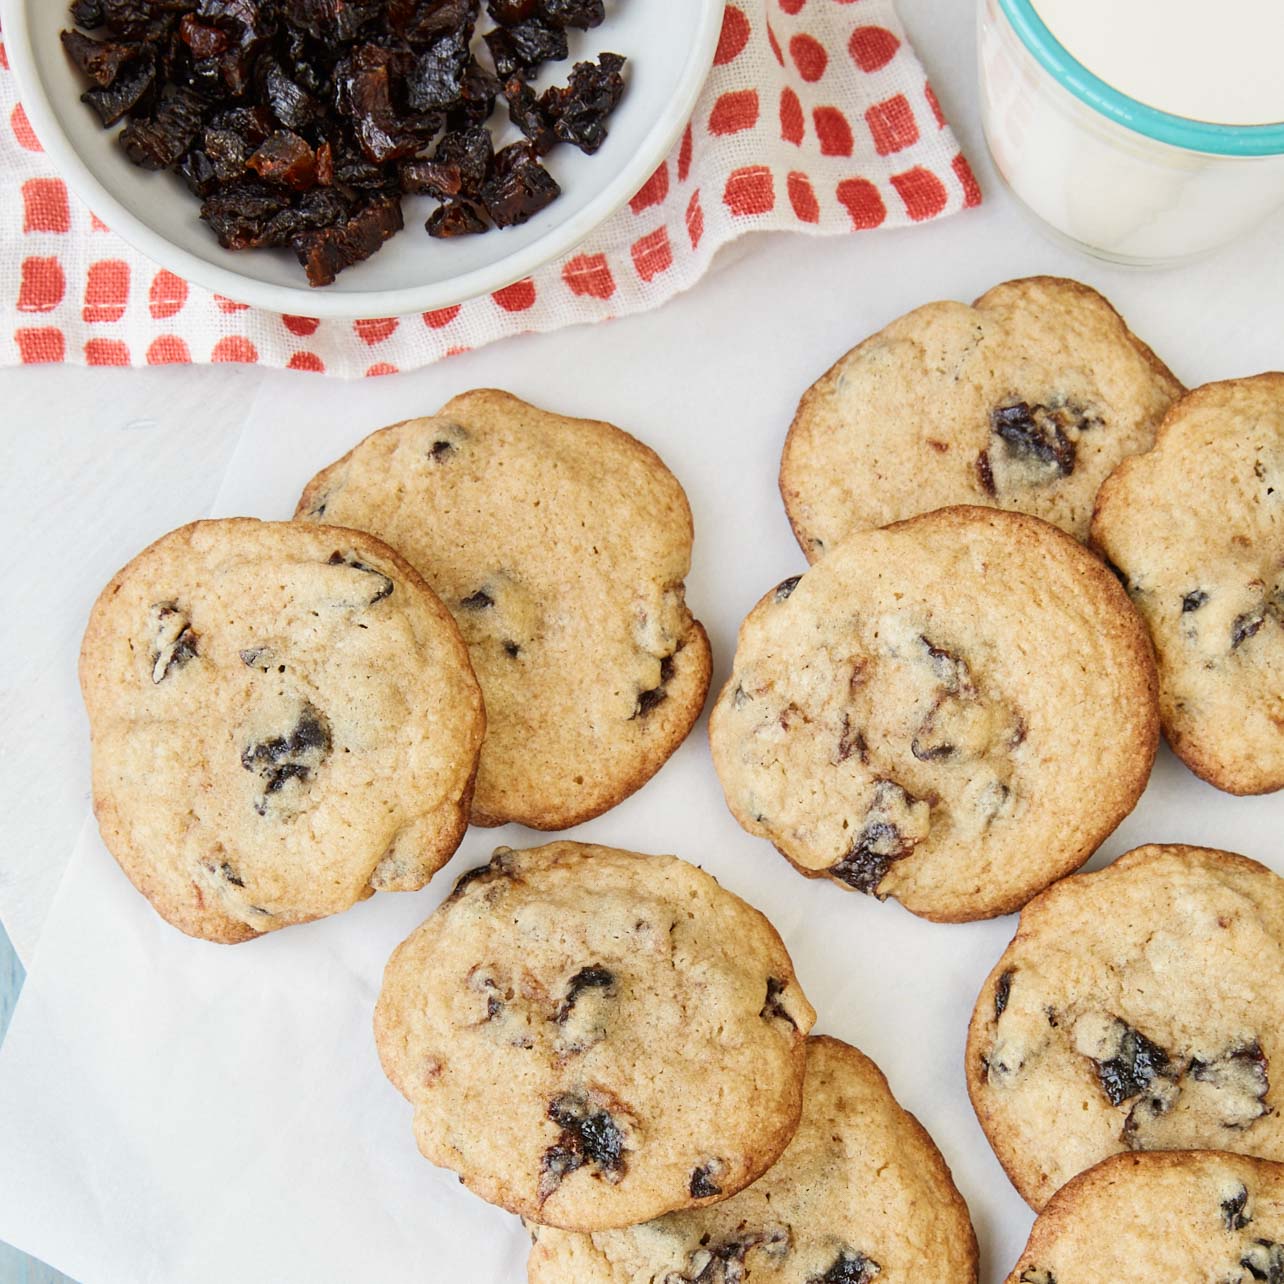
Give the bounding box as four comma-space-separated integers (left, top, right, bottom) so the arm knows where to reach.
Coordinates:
978, 0, 1284, 265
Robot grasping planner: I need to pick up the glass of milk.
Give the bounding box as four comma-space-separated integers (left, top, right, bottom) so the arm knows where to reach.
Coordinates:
979, 0, 1284, 264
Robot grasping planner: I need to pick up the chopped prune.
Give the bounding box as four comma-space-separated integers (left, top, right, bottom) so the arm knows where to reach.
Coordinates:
540, 1093, 627, 1200
760, 977, 798, 1029
774, 575, 802, 602
994, 969, 1013, 1020
807, 1250, 881, 1284
149, 602, 199, 683
461, 589, 495, 609
541, 52, 625, 154
1224, 1183, 1252, 1232
1094, 1022, 1170, 1106
990, 401, 1077, 477
689, 1163, 723, 1199
241, 703, 332, 813
1232, 609, 1266, 650
480, 141, 560, 227
327, 550, 394, 603
976, 449, 997, 497
632, 654, 676, 720
554, 965, 616, 1022
62, 0, 629, 282
1182, 589, 1209, 613
674, 1228, 791, 1282
836, 713, 867, 765
830, 779, 926, 895
447, 847, 518, 901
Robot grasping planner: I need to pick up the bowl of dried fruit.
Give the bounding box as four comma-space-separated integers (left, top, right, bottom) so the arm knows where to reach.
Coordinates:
2, 0, 723, 317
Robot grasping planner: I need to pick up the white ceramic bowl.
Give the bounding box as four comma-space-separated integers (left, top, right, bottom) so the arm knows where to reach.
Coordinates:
1, 0, 722, 317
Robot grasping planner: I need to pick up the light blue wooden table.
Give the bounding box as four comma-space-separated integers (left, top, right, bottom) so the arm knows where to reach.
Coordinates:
0, 921, 76, 1284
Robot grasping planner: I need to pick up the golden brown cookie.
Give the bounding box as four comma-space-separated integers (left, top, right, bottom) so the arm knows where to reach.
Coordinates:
968, 844, 1284, 1211
297, 390, 711, 830
708, 506, 1158, 922
1091, 373, 1284, 795
373, 841, 815, 1231
781, 276, 1182, 557
80, 518, 484, 943
527, 1035, 978, 1284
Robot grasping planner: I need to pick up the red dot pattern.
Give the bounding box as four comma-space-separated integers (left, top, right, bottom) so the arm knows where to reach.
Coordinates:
0, 0, 975, 374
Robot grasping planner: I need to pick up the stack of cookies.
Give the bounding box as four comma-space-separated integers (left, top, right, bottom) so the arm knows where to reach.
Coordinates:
78, 274, 1282, 1280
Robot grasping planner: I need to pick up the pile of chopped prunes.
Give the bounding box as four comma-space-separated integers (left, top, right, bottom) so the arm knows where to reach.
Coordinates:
60, 0, 627, 286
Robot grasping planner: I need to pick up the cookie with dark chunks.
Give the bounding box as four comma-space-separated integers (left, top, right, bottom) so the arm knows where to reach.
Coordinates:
780, 276, 1182, 557
80, 518, 484, 943
527, 1035, 978, 1283
297, 390, 711, 830
968, 844, 1284, 1211
1091, 374, 1284, 795
708, 506, 1158, 922
373, 841, 815, 1230
1004, 1150, 1284, 1283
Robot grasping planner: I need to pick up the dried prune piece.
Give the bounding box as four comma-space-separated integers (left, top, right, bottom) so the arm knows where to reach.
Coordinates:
461, 589, 495, 609
505, 16, 567, 70
1224, 1183, 1252, 1232
82, 58, 157, 126
408, 29, 471, 111
808, 1250, 881, 1284
677, 1228, 791, 1281
1182, 589, 1209, 613
540, 0, 604, 30
632, 654, 676, 720
541, 52, 625, 154
484, 28, 522, 79
689, 1163, 723, 1199
1232, 609, 1267, 649
487, 0, 538, 24
990, 402, 1077, 477
830, 779, 927, 895
540, 1093, 627, 1199
994, 969, 1014, 1020
327, 550, 395, 603
427, 200, 488, 237
774, 575, 802, 602
121, 87, 204, 169
247, 130, 318, 189
70, 0, 106, 28
60, 29, 137, 87
241, 703, 332, 813
201, 179, 291, 246
447, 847, 519, 901
975, 449, 996, 497
447, 58, 501, 128
504, 77, 556, 153
1240, 1240, 1284, 1282
281, 0, 382, 42
179, 147, 220, 195
1093, 1022, 1170, 1106
387, 0, 480, 44
260, 59, 320, 130
335, 43, 424, 163
479, 140, 559, 226
554, 966, 616, 1022
178, 13, 230, 60
203, 126, 252, 180
760, 977, 798, 1029
149, 602, 199, 683
437, 123, 494, 192
293, 194, 404, 287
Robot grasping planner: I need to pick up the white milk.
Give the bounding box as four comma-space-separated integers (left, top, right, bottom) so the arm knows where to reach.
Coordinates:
978, 0, 1284, 264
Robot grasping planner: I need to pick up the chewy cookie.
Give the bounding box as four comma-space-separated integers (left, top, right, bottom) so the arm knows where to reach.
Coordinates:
80, 518, 484, 943
968, 844, 1284, 1211
373, 841, 815, 1230
780, 276, 1182, 557
297, 390, 712, 830
708, 506, 1158, 922
1091, 374, 1284, 795
527, 1035, 979, 1284
1005, 1150, 1284, 1283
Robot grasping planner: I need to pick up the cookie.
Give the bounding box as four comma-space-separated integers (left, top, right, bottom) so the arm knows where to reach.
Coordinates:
1091, 374, 1284, 795
968, 844, 1284, 1211
527, 1035, 979, 1284
373, 840, 815, 1230
780, 276, 1182, 558
708, 506, 1158, 922
80, 518, 484, 943
297, 389, 712, 830
1005, 1150, 1284, 1283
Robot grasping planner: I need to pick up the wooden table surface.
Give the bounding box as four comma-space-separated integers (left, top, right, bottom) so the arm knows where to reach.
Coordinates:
0, 921, 75, 1283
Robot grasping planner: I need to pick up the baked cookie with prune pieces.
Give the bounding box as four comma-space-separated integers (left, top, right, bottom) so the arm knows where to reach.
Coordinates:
968, 844, 1284, 1211
527, 1035, 978, 1284
1005, 1150, 1284, 1283
373, 841, 815, 1230
1091, 373, 1284, 795
708, 506, 1158, 922
79, 518, 484, 943
297, 389, 711, 830
780, 276, 1182, 557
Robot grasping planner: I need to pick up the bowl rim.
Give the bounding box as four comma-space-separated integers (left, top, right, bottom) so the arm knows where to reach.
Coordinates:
0, 0, 724, 319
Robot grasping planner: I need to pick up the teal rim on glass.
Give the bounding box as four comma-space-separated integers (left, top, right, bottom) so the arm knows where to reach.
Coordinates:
998, 0, 1284, 157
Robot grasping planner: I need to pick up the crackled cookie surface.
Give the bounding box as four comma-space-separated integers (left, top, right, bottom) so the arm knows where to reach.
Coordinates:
373, 841, 814, 1230
527, 1036, 978, 1284
969, 845, 1284, 1211
1092, 374, 1284, 795
297, 389, 711, 830
708, 507, 1157, 922
781, 276, 1182, 557
1006, 1151, 1284, 1283
79, 519, 484, 943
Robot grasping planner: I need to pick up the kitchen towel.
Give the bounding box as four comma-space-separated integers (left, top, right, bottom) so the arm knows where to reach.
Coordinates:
0, 1, 980, 377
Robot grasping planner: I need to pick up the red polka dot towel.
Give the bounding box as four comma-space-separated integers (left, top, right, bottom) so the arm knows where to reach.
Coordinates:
0, 3, 979, 378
